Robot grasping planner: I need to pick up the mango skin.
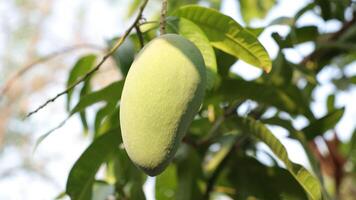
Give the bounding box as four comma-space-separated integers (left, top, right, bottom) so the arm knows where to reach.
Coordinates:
120, 34, 206, 176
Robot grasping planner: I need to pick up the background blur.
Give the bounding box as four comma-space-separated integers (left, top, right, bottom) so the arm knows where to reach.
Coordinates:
0, 0, 355, 199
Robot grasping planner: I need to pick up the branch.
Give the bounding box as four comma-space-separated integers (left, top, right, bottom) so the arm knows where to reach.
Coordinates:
25, 0, 149, 119
159, 0, 168, 35
0, 44, 103, 100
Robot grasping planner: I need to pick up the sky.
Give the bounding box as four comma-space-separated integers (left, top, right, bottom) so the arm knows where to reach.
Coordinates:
0, 0, 355, 199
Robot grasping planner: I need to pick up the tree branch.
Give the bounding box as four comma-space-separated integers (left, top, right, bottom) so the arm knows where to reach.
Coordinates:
25, 0, 149, 119
159, 0, 168, 35
0, 44, 103, 101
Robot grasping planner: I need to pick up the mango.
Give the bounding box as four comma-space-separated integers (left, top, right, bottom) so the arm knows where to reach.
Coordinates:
120, 34, 206, 176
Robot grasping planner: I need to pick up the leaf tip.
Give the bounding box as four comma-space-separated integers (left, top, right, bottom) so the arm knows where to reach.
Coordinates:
264, 66, 272, 73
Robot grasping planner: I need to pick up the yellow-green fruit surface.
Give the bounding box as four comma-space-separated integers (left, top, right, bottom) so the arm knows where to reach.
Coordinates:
120, 34, 206, 176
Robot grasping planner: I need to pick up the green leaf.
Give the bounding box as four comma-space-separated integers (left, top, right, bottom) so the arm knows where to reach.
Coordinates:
70, 81, 124, 115
110, 37, 136, 77
214, 48, 236, 78
238, 0, 276, 24
54, 192, 67, 200
302, 108, 345, 140
315, 0, 333, 20
215, 79, 306, 116
156, 165, 178, 200
66, 128, 120, 200
331, 74, 356, 91
295, 3, 316, 20
176, 145, 204, 200
287, 26, 319, 45
351, 76, 356, 84
220, 156, 308, 200
203, 133, 237, 176
326, 94, 336, 112
266, 52, 293, 86
111, 147, 146, 199
261, 116, 297, 136
273, 26, 318, 48
78, 80, 91, 133
269, 16, 295, 26
126, 181, 146, 200
208, 0, 223, 10
290, 61, 317, 84
260, 116, 326, 194
168, 0, 200, 13
66, 55, 97, 110
348, 130, 356, 163
188, 117, 213, 138
126, 0, 141, 18
100, 107, 120, 136
111, 145, 144, 186
333, 53, 356, 69
235, 116, 322, 200
246, 26, 265, 37
315, 0, 350, 21
94, 103, 117, 136
175, 5, 272, 73
66, 55, 96, 134
167, 17, 219, 90
278, 84, 314, 120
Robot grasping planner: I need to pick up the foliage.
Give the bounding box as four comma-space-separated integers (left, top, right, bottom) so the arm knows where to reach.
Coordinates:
30, 0, 356, 199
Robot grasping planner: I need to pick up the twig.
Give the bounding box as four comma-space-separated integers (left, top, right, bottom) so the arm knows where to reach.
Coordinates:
0, 44, 103, 100
159, 0, 168, 35
25, 0, 149, 119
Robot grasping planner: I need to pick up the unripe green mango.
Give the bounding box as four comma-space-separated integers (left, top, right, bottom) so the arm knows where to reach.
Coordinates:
120, 34, 206, 176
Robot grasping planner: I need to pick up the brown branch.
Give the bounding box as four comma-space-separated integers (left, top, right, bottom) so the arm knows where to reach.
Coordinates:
0, 44, 103, 100
25, 0, 149, 119
159, 0, 168, 35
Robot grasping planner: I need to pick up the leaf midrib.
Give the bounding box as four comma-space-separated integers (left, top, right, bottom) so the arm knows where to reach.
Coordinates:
186, 17, 262, 66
